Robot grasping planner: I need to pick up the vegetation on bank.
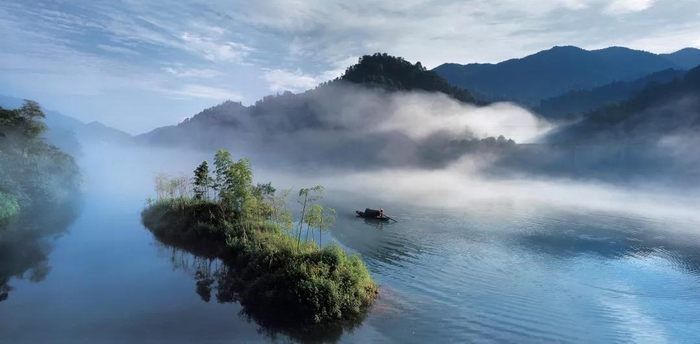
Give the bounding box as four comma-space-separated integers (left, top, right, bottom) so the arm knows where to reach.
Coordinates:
141, 149, 379, 327
0, 100, 83, 229
0, 100, 83, 302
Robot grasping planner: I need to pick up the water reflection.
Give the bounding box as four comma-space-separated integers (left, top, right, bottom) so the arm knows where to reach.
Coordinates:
512, 211, 700, 277
331, 213, 427, 270
153, 240, 366, 344
0, 202, 81, 303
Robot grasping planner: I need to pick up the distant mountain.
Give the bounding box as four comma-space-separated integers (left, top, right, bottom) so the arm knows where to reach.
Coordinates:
0, 95, 134, 155
660, 48, 700, 69
433, 46, 700, 105
138, 53, 501, 169
533, 68, 687, 120
489, 63, 700, 185
338, 53, 484, 105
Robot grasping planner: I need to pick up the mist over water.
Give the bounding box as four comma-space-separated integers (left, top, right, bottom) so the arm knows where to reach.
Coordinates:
3, 83, 700, 343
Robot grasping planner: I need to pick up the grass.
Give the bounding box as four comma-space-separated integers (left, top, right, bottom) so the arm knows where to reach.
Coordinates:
141, 197, 379, 328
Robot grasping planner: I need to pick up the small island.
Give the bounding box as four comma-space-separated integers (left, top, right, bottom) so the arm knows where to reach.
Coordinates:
141, 149, 379, 328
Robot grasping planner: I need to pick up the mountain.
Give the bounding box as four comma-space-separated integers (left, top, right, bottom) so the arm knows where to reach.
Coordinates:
137, 53, 501, 169
433, 46, 700, 105
660, 48, 700, 69
0, 95, 134, 155
533, 68, 687, 120
489, 63, 700, 185
339, 53, 484, 105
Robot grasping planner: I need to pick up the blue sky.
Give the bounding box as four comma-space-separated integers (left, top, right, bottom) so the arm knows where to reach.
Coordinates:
1, 0, 699, 134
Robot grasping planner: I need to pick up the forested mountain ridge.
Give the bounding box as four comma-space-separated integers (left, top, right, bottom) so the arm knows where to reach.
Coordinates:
433, 46, 700, 105
337, 53, 484, 105
137, 53, 509, 169
488, 63, 700, 185
533, 68, 688, 120
138, 53, 485, 144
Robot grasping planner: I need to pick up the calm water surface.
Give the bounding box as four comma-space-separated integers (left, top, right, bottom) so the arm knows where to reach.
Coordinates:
1, 187, 700, 343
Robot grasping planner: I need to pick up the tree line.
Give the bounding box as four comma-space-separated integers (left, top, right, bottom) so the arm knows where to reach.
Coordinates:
151, 149, 336, 248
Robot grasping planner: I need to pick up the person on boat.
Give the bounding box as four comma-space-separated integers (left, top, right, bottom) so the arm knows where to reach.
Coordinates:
379, 209, 385, 218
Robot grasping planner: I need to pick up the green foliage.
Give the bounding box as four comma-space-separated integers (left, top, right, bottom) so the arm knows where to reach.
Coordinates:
0, 192, 19, 223
142, 199, 378, 329
192, 160, 212, 200
296, 185, 325, 250
0, 100, 83, 231
338, 52, 483, 105
140, 149, 378, 328
0, 100, 82, 303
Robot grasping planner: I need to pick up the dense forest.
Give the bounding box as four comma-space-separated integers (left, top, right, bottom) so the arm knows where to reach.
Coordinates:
433, 46, 700, 105
488, 63, 700, 184
335, 53, 484, 104
534, 68, 687, 121
0, 100, 83, 302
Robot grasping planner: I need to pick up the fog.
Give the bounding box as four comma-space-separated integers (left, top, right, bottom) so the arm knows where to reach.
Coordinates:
62, 81, 698, 229
138, 82, 553, 170
79, 101, 700, 231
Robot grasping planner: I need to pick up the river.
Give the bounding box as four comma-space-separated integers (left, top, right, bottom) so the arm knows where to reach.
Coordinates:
1, 151, 700, 343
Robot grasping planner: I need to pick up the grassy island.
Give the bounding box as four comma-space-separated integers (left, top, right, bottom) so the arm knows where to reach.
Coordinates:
141, 149, 379, 327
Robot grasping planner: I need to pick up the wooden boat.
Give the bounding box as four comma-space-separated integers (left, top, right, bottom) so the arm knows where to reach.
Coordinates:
356, 208, 392, 221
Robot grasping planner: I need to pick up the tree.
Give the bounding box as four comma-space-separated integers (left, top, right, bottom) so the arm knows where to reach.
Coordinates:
212, 149, 235, 203
19, 100, 47, 139
230, 158, 253, 211
302, 204, 336, 246
192, 161, 212, 200
295, 185, 324, 249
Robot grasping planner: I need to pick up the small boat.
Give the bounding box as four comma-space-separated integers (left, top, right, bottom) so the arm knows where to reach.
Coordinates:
356, 208, 392, 221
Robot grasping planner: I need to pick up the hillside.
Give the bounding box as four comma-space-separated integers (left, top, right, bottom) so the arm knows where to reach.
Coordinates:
338, 53, 484, 104
0, 95, 134, 155
660, 48, 700, 69
489, 63, 700, 185
433, 46, 700, 105
137, 53, 505, 169
533, 68, 687, 120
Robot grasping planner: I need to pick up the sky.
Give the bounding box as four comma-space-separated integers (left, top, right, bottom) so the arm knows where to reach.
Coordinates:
1, 0, 700, 135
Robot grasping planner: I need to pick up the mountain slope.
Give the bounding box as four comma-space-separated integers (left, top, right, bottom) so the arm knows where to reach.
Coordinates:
489, 63, 700, 185
0, 95, 134, 155
433, 46, 700, 105
137, 53, 509, 169
661, 48, 700, 69
533, 68, 687, 120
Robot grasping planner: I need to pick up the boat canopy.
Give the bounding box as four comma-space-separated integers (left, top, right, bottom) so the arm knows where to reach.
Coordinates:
364, 208, 381, 217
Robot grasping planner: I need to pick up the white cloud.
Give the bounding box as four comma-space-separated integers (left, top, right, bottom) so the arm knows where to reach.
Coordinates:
604, 0, 656, 15
2, 0, 700, 133
163, 84, 242, 101
97, 44, 141, 56
161, 66, 222, 78
262, 65, 348, 92
263, 69, 321, 93
180, 33, 254, 63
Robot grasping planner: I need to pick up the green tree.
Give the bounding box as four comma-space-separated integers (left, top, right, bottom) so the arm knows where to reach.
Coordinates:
295, 185, 324, 249
212, 149, 235, 204
192, 160, 212, 200
319, 207, 336, 246
230, 158, 253, 211
303, 204, 337, 246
